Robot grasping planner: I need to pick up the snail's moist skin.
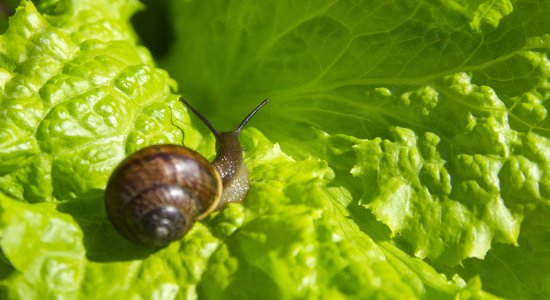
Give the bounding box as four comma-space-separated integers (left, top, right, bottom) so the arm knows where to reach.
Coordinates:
105, 144, 222, 247
211, 131, 250, 210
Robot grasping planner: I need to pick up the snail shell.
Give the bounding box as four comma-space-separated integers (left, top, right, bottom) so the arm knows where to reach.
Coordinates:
105, 98, 268, 247
105, 145, 222, 247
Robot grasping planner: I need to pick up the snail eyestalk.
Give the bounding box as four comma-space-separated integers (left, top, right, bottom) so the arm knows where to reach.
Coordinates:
179, 97, 269, 136
179, 97, 219, 136
235, 98, 269, 134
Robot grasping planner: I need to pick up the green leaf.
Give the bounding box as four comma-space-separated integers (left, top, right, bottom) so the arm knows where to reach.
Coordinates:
162, 0, 550, 298
1, 0, 549, 299
461, 205, 550, 299
0, 0, 181, 202
0, 193, 85, 299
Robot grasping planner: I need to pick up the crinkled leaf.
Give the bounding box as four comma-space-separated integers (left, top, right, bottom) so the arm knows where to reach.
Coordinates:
0, 0, 182, 203
162, 0, 550, 298
1, 0, 549, 299
461, 205, 550, 299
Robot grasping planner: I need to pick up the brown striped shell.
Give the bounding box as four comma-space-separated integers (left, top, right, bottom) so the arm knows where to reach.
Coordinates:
105, 145, 222, 247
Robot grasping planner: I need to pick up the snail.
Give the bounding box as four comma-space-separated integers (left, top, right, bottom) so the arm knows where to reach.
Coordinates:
105, 97, 268, 247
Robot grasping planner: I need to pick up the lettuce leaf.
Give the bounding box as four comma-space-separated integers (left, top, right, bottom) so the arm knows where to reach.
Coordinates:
162, 0, 550, 298
0, 0, 549, 299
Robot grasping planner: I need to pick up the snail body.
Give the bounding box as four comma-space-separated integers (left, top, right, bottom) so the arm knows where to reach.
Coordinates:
105, 97, 268, 247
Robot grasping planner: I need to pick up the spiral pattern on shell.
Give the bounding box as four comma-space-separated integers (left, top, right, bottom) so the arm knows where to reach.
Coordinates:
105, 145, 222, 247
